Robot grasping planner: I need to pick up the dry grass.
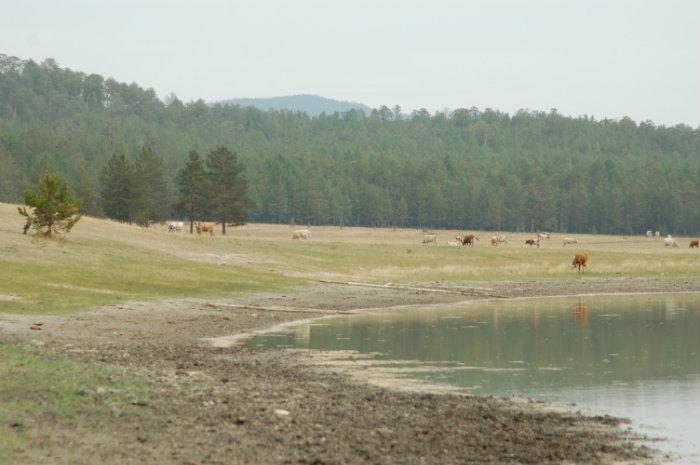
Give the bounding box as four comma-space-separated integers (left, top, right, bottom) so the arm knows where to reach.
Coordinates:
2, 201, 699, 315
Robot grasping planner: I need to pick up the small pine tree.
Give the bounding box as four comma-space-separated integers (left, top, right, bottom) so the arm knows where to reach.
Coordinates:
18, 173, 82, 236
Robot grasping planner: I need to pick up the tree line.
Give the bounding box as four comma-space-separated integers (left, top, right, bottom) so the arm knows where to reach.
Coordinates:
100, 145, 251, 233
2, 55, 700, 234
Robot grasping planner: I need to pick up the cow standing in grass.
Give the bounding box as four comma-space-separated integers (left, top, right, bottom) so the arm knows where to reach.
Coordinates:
460, 234, 478, 246
690, 240, 700, 248
572, 253, 588, 272
167, 221, 184, 232
292, 229, 311, 240
664, 235, 679, 248
422, 234, 437, 244
195, 222, 215, 237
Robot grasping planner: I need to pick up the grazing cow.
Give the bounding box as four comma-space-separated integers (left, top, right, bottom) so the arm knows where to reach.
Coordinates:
491, 237, 498, 246
292, 229, 311, 240
537, 232, 550, 240
655, 231, 661, 238
690, 240, 700, 248
664, 235, 678, 248
447, 241, 460, 246
572, 253, 588, 272
562, 237, 578, 245
422, 234, 437, 244
195, 222, 215, 237
525, 239, 539, 247
167, 221, 184, 232
460, 234, 479, 246
497, 235, 509, 244
646, 230, 652, 238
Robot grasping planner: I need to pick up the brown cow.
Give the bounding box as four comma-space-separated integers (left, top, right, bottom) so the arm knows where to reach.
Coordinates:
195, 221, 215, 237
491, 237, 498, 246
690, 240, 700, 248
460, 234, 479, 246
572, 253, 588, 272
525, 239, 539, 247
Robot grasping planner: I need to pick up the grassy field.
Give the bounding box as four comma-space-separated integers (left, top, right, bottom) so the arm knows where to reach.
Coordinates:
2, 201, 700, 315
0, 344, 150, 463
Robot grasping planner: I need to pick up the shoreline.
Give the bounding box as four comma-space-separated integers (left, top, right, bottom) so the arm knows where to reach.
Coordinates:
2, 278, 691, 464
205, 287, 700, 349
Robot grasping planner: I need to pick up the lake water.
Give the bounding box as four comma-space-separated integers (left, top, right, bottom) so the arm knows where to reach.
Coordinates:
248, 294, 700, 463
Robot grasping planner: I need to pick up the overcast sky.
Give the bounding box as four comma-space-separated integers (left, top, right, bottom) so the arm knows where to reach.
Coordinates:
2, 0, 699, 126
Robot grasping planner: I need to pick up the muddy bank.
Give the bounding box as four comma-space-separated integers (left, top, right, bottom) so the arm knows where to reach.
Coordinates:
1, 278, 683, 464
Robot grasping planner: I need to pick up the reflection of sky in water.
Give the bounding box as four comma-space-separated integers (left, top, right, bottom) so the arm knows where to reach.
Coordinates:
249, 294, 700, 463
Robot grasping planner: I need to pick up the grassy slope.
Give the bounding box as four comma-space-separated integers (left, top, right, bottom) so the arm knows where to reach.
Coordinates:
0, 203, 299, 314
2, 201, 700, 315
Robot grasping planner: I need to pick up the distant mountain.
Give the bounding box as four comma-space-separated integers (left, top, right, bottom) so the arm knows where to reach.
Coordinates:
217, 94, 372, 117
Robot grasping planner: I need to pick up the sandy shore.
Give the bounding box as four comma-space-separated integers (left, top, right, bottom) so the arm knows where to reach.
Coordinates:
2, 278, 690, 464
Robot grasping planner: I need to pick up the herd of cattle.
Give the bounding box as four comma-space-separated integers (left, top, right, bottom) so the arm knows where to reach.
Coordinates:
421, 232, 579, 248
166, 221, 700, 272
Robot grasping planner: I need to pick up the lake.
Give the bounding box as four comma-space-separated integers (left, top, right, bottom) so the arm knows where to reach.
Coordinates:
247, 293, 700, 464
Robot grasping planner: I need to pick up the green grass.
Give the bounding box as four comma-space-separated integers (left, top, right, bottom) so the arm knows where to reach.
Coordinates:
0, 343, 149, 462
2, 202, 700, 316
229, 236, 700, 282
0, 204, 301, 315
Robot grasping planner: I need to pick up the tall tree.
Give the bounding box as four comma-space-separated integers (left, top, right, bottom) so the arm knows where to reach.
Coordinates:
206, 145, 253, 235
132, 147, 168, 226
18, 172, 81, 236
99, 153, 135, 223
175, 150, 208, 233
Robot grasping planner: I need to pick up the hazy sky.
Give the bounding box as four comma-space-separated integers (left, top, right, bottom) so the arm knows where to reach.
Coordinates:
2, 0, 699, 126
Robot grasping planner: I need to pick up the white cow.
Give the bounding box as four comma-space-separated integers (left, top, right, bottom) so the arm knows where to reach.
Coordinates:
167, 221, 184, 232
537, 232, 550, 240
497, 235, 509, 244
562, 237, 578, 245
655, 231, 661, 238
664, 235, 678, 248
646, 230, 652, 238
292, 229, 311, 240
422, 234, 437, 244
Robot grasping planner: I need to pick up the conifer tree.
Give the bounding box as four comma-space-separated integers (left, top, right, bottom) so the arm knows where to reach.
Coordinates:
206, 145, 253, 235
99, 153, 135, 223
18, 173, 81, 236
132, 147, 168, 226
175, 150, 208, 233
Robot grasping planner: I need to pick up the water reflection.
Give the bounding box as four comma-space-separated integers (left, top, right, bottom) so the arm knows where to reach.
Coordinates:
249, 294, 700, 462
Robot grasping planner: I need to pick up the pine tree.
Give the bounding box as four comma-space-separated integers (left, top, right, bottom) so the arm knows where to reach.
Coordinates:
132, 147, 168, 226
175, 150, 208, 233
99, 153, 135, 223
18, 173, 81, 236
206, 145, 254, 235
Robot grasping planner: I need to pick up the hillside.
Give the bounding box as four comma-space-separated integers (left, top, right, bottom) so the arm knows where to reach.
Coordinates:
218, 94, 371, 117
1, 55, 700, 234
